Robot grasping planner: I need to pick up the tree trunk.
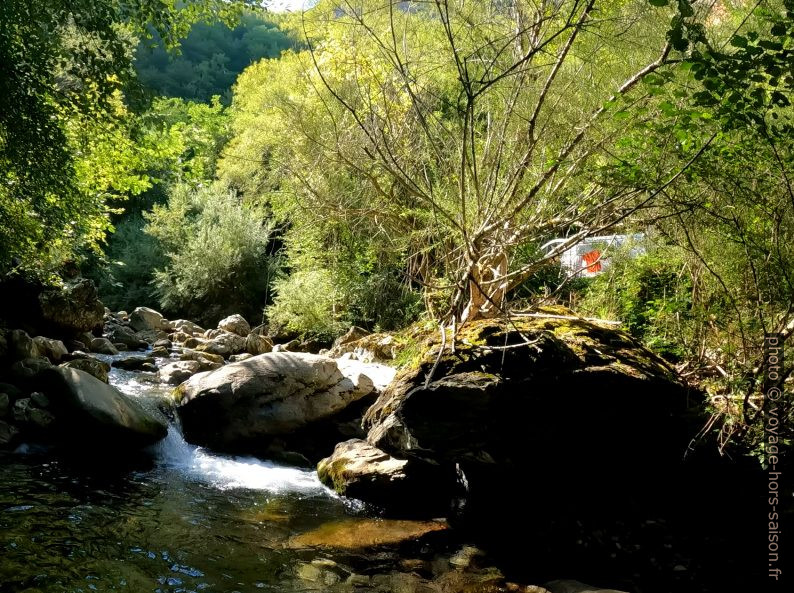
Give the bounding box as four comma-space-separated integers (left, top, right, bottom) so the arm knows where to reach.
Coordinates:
460, 251, 509, 322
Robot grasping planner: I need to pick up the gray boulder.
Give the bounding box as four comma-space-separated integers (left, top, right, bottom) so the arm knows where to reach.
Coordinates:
317, 439, 453, 514
158, 361, 202, 385
90, 337, 119, 355
169, 319, 204, 336
245, 332, 273, 355
60, 357, 111, 383
112, 356, 157, 372
8, 330, 39, 361
129, 307, 166, 333
196, 331, 247, 358
105, 323, 147, 350
32, 336, 68, 363
176, 352, 375, 449
37, 367, 167, 448
218, 314, 251, 337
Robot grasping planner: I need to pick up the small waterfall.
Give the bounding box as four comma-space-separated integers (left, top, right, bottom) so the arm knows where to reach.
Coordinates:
151, 426, 329, 494
103, 350, 332, 496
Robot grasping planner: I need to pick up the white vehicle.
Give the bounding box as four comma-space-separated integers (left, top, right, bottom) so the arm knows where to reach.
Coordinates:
540, 233, 646, 278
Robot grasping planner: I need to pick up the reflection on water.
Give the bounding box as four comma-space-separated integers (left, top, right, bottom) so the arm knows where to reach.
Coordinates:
0, 350, 469, 593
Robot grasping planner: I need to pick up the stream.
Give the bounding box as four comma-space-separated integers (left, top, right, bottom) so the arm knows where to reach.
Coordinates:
0, 353, 468, 593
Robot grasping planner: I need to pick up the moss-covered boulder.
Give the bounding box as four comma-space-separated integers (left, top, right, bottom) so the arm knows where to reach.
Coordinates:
354, 309, 697, 516
317, 439, 455, 515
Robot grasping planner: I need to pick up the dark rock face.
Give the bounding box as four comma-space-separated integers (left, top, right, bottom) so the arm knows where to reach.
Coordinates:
322, 314, 700, 523
364, 316, 690, 471
38, 279, 104, 335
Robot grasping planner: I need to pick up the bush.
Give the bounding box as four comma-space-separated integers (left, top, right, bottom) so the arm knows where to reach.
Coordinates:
266, 268, 344, 340
145, 183, 277, 325
578, 244, 693, 361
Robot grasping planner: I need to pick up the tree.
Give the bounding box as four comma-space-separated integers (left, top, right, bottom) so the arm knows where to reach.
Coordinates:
135, 11, 295, 103
253, 0, 718, 324
0, 0, 239, 277
145, 183, 278, 324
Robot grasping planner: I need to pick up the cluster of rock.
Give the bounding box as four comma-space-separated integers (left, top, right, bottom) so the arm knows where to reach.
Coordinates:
0, 280, 167, 450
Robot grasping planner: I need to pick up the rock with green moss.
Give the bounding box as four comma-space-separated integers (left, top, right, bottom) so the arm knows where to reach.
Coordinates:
355, 312, 697, 517
317, 439, 454, 515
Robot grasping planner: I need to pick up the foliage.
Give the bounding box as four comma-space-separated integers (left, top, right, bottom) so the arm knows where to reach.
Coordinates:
145, 183, 277, 325
0, 0, 238, 278
267, 268, 344, 339
225, 0, 696, 325
91, 215, 167, 311
135, 11, 295, 103
579, 245, 693, 361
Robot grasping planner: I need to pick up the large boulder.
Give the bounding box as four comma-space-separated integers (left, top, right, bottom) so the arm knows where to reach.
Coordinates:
317, 439, 455, 515
356, 313, 696, 519
38, 278, 104, 335
218, 314, 251, 337
128, 307, 166, 333
176, 352, 375, 450
35, 367, 167, 448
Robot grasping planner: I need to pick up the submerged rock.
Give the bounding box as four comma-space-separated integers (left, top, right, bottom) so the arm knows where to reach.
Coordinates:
176, 352, 375, 450
288, 517, 448, 549
543, 580, 628, 593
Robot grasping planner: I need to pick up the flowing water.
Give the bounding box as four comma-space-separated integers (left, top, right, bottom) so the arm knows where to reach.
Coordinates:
0, 354, 463, 593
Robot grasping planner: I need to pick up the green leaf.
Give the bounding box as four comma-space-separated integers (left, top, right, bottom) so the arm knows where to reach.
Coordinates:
648, 0, 669, 6
730, 35, 747, 48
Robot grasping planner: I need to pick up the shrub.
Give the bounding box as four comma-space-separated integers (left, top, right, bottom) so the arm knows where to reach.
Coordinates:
266, 268, 344, 340
146, 183, 277, 325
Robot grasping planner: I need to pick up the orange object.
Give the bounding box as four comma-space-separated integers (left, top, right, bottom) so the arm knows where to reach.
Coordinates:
581, 249, 602, 273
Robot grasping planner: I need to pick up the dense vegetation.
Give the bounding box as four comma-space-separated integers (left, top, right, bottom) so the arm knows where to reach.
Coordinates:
136, 12, 294, 103
1, 0, 792, 453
